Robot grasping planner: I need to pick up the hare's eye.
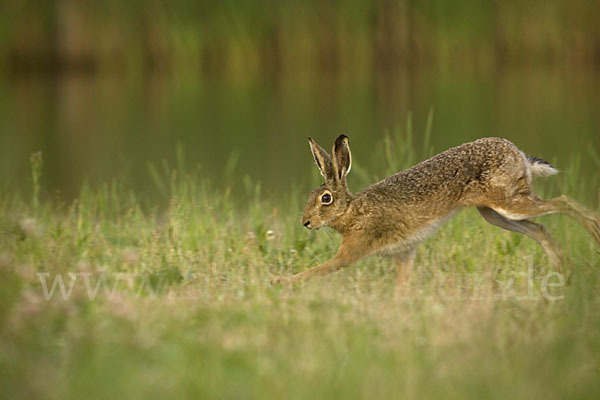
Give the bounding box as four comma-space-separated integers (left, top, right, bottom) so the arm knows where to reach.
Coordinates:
321, 193, 332, 205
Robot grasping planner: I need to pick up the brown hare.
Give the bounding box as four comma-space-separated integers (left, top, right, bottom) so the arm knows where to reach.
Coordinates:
276, 135, 600, 285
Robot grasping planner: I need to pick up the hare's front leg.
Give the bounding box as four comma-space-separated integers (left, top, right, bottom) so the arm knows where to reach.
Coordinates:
282, 236, 370, 284
287, 255, 350, 283
395, 247, 417, 287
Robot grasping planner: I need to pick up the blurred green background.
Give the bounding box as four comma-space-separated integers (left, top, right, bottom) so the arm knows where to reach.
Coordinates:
3, 3, 600, 399
1, 0, 599, 199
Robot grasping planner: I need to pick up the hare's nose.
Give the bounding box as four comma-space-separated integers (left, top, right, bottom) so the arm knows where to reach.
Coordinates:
303, 221, 311, 228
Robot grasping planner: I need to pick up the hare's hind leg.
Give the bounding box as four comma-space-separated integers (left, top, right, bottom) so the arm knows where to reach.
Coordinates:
477, 206, 563, 269
395, 246, 417, 287
550, 195, 600, 244
489, 194, 600, 246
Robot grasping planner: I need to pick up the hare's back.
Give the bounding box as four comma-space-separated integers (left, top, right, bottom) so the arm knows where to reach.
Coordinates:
368, 138, 525, 204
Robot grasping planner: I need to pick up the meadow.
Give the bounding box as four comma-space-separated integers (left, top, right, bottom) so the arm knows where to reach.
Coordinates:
1, 133, 600, 399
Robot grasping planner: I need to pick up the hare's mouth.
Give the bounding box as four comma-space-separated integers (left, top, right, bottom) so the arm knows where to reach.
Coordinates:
303, 220, 322, 230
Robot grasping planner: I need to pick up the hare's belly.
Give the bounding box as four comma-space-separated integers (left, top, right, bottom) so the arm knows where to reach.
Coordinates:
377, 241, 416, 256
375, 214, 455, 256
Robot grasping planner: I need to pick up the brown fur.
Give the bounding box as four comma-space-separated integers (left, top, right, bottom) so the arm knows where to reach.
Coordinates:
274, 136, 600, 285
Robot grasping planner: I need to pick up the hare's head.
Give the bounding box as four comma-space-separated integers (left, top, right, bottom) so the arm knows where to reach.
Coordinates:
301, 135, 353, 229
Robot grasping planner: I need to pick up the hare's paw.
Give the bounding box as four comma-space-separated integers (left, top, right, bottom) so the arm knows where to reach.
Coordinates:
270, 275, 291, 285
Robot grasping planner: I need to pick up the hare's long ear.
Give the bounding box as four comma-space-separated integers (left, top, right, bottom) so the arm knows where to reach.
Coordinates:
332, 134, 352, 181
308, 137, 334, 180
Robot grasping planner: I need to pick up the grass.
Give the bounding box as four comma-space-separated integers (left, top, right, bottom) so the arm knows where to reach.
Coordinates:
1, 133, 600, 399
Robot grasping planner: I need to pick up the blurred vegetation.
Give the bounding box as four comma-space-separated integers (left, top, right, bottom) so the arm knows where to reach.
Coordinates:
2, 2, 600, 396
2, 0, 600, 77
1, 132, 600, 399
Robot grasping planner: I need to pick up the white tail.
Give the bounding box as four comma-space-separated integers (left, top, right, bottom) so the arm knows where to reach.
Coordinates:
527, 155, 558, 177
